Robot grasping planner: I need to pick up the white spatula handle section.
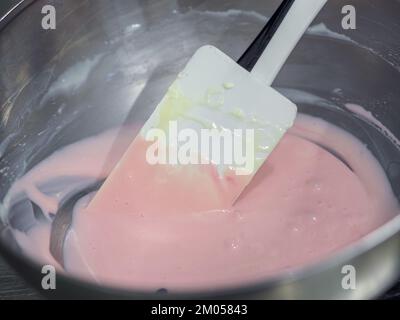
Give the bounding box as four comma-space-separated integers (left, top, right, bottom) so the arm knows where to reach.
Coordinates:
251, 0, 327, 86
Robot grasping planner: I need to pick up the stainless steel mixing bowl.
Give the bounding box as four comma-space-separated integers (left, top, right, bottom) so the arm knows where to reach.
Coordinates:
0, 0, 400, 299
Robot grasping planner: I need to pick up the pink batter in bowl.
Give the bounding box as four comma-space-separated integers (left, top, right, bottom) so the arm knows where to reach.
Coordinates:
1, 0, 400, 299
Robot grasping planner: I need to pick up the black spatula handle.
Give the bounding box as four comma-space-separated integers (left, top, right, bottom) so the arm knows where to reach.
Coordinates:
237, 0, 295, 72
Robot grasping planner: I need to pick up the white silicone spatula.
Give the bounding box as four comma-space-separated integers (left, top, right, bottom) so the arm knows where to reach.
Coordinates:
88, 0, 327, 212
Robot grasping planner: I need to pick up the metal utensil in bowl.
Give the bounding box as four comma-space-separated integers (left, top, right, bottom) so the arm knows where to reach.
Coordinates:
1, 0, 400, 299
